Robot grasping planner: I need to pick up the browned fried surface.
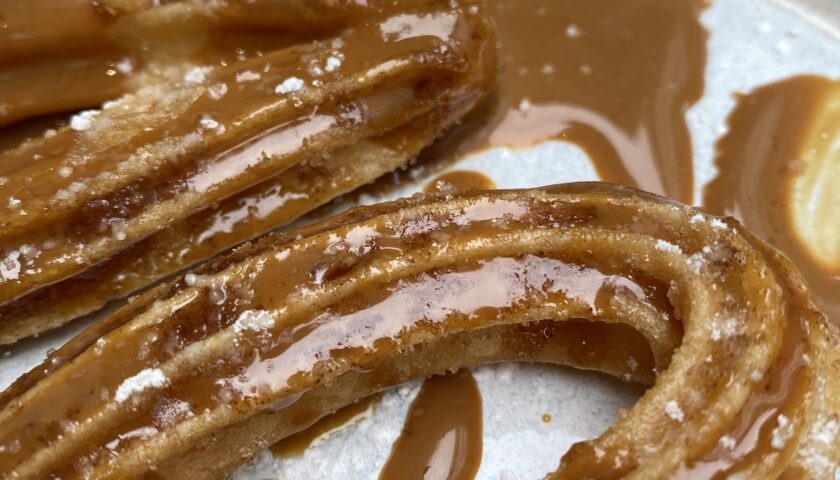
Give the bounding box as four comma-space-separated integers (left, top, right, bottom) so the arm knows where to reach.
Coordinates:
0, 183, 836, 479
0, 0, 495, 344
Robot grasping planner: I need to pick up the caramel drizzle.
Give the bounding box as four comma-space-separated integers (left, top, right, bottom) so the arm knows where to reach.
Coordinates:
424, 170, 497, 194
0, 1, 488, 308
269, 393, 382, 459
0, 184, 825, 479
703, 75, 840, 323
379, 369, 483, 480
416, 0, 706, 204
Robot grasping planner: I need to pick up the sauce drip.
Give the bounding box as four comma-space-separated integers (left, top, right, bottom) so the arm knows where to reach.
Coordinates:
379, 369, 483, 480
417, 0, 706, 203
270, 394, 382, 458
703, 75, 840, 322
424, 170, 496, 194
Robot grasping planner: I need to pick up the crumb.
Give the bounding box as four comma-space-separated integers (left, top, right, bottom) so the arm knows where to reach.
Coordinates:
665, 400, 684, 422
275, 77, 304, 94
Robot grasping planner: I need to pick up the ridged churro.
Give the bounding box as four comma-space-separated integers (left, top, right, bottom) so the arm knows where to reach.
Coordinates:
1, 183, 835, 479
0, 0, 495, 344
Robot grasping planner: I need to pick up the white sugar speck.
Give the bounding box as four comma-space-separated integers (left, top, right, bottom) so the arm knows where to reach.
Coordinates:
711, 316, 738, 341
719, 435, 736, 450
184, 273, 198, 286
57, 166, 74, 178
709, 218, 729, 230
655, 239, 683, 255
70, 110, 99, 131
155, 399, 194, 428
233, 309, 275, 333
208, 83, 228, 100
689, 213, 706, 225
115, 58, 134, 74
115, 368, 168, 403
200, 116, 223, 132
236, 70, 261, 83
275, 77, 304, 94
324, 56, 342, 72
566, 24, 582, 38
184, 66, 211, 84
771, 414, 793, 449
665, 400, 684, 422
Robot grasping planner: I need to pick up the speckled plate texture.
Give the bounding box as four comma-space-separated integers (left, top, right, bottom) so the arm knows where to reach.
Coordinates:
1, 0, 839, 478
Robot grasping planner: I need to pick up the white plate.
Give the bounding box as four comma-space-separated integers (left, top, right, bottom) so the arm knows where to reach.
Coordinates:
2, 0, 839, 478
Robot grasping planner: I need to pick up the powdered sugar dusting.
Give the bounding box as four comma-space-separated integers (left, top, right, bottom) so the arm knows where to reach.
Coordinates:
236, 70, 261, 83
233, 310, 275, 333
665, 400, 684, 422
70, 110, 100, 131
771, 414, 793, 449
275, 77, 305, 94
115, 368, 168, 403
655, 239, 683, 255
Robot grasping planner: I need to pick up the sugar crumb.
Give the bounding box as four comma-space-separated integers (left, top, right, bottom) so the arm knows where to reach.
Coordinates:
709, 218, 729, 230
233, 309, 275, 333
208, 82, 228, 100
324, 56, 342, 72
115, 368, 168, 403
184, 66, 211, 84
655, 239, 682, 255
236, 70, 261, 83
719, 435, 736, 450
665, 400, 684, 422
275, 77, 304, 94
771, 414, 793, 449
70, 110, 100, 131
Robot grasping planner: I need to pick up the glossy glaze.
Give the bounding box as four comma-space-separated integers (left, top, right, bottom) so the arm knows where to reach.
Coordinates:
270, 394, 382, 458
704, 75, 840, 323
416, 0, 706, 203
379, 369, 482, 480
0, 184, 832, 479
0, 0, 496, 344
424, 170, 496, 194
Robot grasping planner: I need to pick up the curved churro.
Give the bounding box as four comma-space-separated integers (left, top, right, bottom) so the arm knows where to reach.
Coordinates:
0, 0, 495, 344
0, 183, 836, 479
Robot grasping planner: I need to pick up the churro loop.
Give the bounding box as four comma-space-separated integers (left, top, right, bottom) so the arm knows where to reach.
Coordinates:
0, 183, 836, 479
0, 0, 495, 344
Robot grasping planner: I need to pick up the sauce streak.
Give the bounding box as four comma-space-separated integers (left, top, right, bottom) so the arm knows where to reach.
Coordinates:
417, 0, 706, 203
703, 75, 840, 322
379, 369, 483, 480
270, 394, 382, 458
424, 170, 496, 194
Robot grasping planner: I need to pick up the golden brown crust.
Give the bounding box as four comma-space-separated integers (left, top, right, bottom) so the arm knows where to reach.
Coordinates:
0, 0, 496, 344
0, 183, 836, 479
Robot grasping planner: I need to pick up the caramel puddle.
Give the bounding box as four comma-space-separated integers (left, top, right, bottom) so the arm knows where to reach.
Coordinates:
424, 170, 496, 194
412, 0, 706, 203
270, 394, 382, 459
703, 75, 840, 322
379, 369, 483, 480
